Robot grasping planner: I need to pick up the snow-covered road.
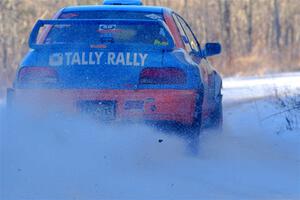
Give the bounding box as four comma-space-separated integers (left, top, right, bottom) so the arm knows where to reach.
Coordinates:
1, 73, 300, 200
223, 72, 300, 105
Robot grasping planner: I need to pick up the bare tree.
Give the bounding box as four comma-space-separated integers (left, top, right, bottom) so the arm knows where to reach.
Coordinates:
0, 0, 299, 97
273, 0, 281, 49
245, 0, 253, 53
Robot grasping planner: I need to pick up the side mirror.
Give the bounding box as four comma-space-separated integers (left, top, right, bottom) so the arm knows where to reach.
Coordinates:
202, 43, 222, 57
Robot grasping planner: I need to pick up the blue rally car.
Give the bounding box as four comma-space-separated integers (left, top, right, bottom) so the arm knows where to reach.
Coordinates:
7, 0, 223, 130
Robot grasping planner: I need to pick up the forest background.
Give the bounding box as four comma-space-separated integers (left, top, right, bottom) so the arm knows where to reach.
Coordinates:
0, 0, 299, 97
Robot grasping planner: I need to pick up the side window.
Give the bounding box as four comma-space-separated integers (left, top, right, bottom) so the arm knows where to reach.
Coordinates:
172, 14, 192, 53
176, 15, 200, 53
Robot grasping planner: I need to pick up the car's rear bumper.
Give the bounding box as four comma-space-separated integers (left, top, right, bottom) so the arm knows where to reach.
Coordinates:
11, 89, 198, 125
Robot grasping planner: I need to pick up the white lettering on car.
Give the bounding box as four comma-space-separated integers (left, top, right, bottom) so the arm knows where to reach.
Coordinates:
71, 52, 80, 65
81, 52, 88, 65
139, 53, 148, 67
88, 52, 96, 65
133, 53, 139, 66
94, 52, 103, 65
116, 52, 125, 65
126, 53, 133, 66
107, 52, 116, 65
49, 52, 148, 67
65, 52, 73, 65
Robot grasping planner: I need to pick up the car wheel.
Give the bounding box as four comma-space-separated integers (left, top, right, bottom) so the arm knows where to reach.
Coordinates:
190, 91, 203, 136
209, 94, 223, 129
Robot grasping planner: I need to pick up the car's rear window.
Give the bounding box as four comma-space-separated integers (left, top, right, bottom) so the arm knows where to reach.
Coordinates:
44, 21, 172, 47
59, 11, 164, 20
40, 11, 172, 47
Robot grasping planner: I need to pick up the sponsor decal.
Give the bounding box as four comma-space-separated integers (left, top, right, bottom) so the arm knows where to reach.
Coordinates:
145, 14, 162, 20
49, 52, 148, 67
97, 24, 122, 33
49, 53, 63, 66
99, 24, 117, 31
90, 44, 107, 49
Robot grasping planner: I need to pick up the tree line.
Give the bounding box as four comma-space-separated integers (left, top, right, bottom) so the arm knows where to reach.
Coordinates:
0, 0, 299, 96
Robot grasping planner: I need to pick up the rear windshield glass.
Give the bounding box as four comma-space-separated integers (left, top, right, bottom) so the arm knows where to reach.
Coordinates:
44, 22, 172, 47
59, 11, 164, 20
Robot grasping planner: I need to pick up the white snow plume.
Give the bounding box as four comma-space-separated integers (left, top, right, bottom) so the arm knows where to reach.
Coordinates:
1, 101, 299, 200
0, 98, 4, 110
1, 72, 300, 200
0, 106, 189, 200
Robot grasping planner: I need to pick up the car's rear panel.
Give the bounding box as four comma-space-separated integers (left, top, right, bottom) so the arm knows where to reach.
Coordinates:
11, 8, 203, 126
14, 47, 201, 125
13, 89, 197, 124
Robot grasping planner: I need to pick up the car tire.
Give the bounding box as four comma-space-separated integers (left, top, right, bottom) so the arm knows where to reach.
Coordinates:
209, 94, 223, 130
190, 91, 203, 136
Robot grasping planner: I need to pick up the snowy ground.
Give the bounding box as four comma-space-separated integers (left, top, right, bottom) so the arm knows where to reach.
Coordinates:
0, 73, 300, 200
223, 72, 300, 105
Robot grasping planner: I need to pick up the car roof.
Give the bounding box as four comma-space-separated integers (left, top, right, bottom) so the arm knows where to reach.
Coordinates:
103, 0, 143, 5
62, 5, 171, 14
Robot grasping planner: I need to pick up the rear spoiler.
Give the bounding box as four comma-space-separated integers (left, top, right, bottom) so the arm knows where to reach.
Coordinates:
29, 19, 175, 50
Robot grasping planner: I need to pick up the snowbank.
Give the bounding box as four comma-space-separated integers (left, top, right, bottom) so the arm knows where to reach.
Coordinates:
223, 72, 300, 105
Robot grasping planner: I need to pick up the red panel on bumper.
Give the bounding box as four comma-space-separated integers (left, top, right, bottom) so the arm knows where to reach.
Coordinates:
14, 89, 197, 125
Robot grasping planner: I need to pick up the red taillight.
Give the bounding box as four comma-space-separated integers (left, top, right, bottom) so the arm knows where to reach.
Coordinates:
139, 68, 186, 85
18, 67, 58, 85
